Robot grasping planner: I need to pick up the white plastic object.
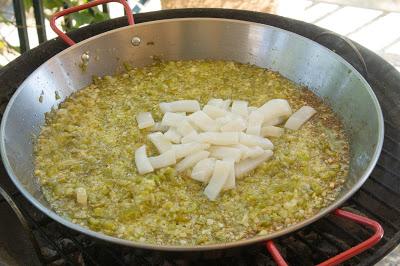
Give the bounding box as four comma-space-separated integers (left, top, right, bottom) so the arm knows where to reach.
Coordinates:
164, 128, 182, 143
284, 106, 317, 130
159, 100, 200, 113
173, 143, 210, 160
198, 132, 239, 145
147, 132, 173, 153
258, 99, 292, 123
188, 111, 218, 132
161, 112, 186, 127
239, 132, 274, 150
246, 110, 264, 136
176, 151, 210, 172
203, 105, 227, 119
231, 100, 248, 117
134, 145, 154, 174
209, 146, 242, 162
136, 112, 155, 129
149, 149, 176, 169
261, 126, 285, 137
235, 150, 273, 177
76, 187, 87, 205
204, 160, 231, 200
191, 158, 216, 182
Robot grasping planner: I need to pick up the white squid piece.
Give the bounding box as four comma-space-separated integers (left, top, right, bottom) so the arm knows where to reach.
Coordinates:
258, 99, 292, 123
198, 132, 239, 145
235, 150, 273, 178
159, 100, 200, 113
231, 100, 249, 117
203, 105, 228, 119
134, 145, 154, 174
173, 142, 210, 160
164, 128, 182, 143
285, 106, 317, 130
76, 187, 87, 206
239, 132, 274, 150
188, 111, 218, 132
204, 160, 231, 200
223, 159, 236, 190
161, 112, 186, 128
176, 150, 210, 172
209, 146, 242, 163
147, 132, 173, 154
220, 117, 247, 132
261, 126, 284, 137
191, 158, 216, 182
263, 116, 286, 126
149, 122, 169, 132
149, 149, 176, 169
176, 120, 196, 136
136, 112, 155, 129
246, 110, 264, 136
180, 131, 199, 144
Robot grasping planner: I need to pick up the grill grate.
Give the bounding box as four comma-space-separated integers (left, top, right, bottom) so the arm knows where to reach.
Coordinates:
0, 9, 399, 266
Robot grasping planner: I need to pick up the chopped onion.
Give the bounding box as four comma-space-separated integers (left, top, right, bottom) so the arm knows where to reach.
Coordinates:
134, 145, 154, 174
231, 100, 249, 117
176, 150, 210, 172
246, 110, 264, 136
204, 160, 231, 200
161, 112, 186, 127
147, 132, 173, 153
159, 100, 200, 113
235, 150, 273, 177
176, 120, 196, 136
198, 132, 239, 145
258, 99, 292, 123
263, 116, 286, 126
188, 111, 218, 132
191, 158, 216, 182
285, 106, 317, 130
209, 146, 242, 162
164, 128, 182, 143
220, 117, 247, 132
149, 122, 169, 132
261, 126, 284, 137
223, 160, 235, 190
149, 149, 176, 169
173, 142, 210, 159
76, 187, 87, 206
136, 112, 155, 129
203, 105, 227, 119
239, 132, 274, 150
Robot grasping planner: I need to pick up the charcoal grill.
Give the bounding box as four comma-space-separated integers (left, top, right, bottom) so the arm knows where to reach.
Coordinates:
0, 8, 399, 266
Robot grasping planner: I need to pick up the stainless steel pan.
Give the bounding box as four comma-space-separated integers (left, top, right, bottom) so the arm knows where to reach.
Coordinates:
0, 11, 384, 251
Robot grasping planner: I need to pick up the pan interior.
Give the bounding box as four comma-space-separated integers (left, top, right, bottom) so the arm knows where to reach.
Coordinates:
0, 18, 383, 250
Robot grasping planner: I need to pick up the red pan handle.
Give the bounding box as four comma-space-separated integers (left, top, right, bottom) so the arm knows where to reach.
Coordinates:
266, 208, 384, 266
50, 0, 135, 46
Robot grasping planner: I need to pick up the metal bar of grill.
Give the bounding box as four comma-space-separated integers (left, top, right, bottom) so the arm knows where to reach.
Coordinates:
12, 0, 30, 53
32, 0, 47, 43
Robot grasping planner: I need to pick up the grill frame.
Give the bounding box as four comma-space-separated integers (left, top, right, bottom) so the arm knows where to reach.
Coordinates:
0, 8, 399, 265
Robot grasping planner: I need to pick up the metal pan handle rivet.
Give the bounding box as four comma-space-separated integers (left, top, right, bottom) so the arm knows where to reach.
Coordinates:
131, 36, 141, 46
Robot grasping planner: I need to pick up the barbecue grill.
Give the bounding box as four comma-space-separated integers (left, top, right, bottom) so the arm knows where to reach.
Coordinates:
0, 8, 399, 266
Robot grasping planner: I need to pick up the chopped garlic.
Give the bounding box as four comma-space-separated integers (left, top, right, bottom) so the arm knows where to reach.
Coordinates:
246, 110, 263, 136
161, 112, 186, 127
285, 106, 317, 130
136, 112, 155, 129
191, 158, 216, 182
258, 99, 292, 123
203, 105, 227, 119
176, 150, 210, 172
261, 126, 284, 137
147, 132, 173, 153
235, 150, 273, 177
198, 132, 239, 145
209, 146, 242, 162
204, 160, 231, 200
164, 128, 182, 143
231, 100, 249, 117
76, 187, 87, 206
239, 132, 274, 150
188, 111, 218, 132
159, 100, 200, 113
149, 149, 176, 169
134, 145, 154, 174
